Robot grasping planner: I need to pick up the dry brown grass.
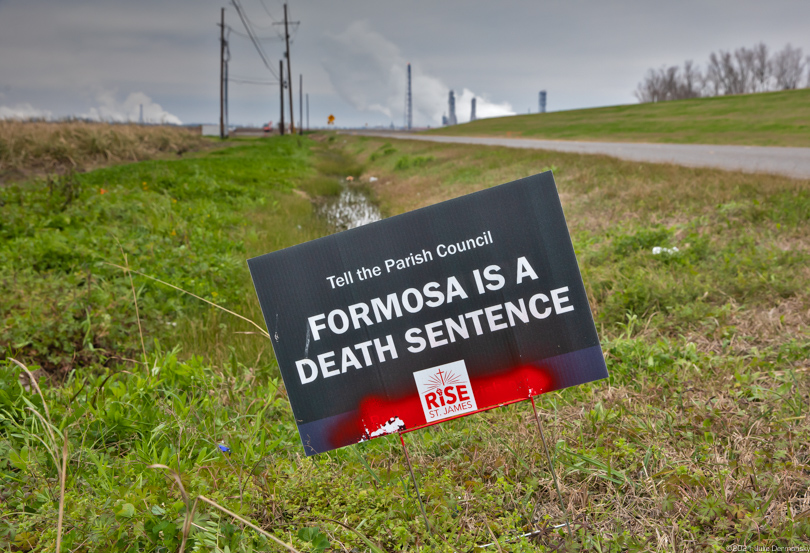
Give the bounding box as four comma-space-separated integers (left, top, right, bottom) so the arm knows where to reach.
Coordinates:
0, 120, 211, 182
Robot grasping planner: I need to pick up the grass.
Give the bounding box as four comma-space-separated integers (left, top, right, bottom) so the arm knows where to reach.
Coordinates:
1, 130, 809, 551
0, 135, 326, 374
426, 89, 810, 148
0, 121, 211, 183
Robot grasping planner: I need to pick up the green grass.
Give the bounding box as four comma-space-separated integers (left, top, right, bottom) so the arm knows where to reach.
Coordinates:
2, 132, 809, 551
1, 138, 322, 372
427, 89, 810, 147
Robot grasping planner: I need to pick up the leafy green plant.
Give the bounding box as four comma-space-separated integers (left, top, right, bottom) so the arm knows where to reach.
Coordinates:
394, 155, 434, 170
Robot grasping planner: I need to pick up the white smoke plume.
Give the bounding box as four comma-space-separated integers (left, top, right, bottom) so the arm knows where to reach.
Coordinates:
0, 102, 53, 120
0, 91, 182, 124
81, 91, 182, 124
321, 21, 514, 126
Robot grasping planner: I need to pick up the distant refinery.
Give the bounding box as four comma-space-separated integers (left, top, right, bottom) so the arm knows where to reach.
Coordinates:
404, 64, 543, 128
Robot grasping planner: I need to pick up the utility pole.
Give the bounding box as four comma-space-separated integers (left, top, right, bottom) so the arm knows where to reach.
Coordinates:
224, 56, 229, 131
219, 7, 226, 139
283, 3, 295, 134
299, 74, 303, 135
407, 63, 412, 130
279, 60, 285, 135
306, 93, 309, 131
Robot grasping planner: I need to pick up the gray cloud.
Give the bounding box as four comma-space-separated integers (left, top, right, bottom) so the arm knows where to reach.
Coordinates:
1, 0, 808, 126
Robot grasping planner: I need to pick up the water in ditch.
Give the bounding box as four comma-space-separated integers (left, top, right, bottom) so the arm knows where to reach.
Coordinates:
315, 186, 382, 232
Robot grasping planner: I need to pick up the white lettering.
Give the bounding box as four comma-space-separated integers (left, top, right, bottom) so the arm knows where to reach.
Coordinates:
405, 328, 426, 353
465, 309, 485, 335
327, 309, 350, 334
529, 293, 552, 319
423, 282, 444, 307
426, 321, 448, 347
355, 341, 374, 366
374, 335, 398, 362
348, 302, 374, 329
340, 347, 363, 372
317, 351, 339, 378
551, 286, 575, 314
296, 359, 318, 384
402, 288, 424, 313
516, 256, 539, 284
446, 276, 468, 302
484, 265, 505, 291
308, 314, 327, 341
485, 304, 508, 331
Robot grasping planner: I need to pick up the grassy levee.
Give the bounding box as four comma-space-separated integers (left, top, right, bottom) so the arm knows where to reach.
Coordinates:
0, 121, 211, 183
426, 88, 810, 147
1, 130, 809, 551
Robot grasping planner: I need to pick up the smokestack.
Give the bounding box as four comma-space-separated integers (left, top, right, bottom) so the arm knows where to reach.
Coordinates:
470, 97, 476, 122
539, 90, 547, 113
139, 103, 144, 124
448, 90, 457, 125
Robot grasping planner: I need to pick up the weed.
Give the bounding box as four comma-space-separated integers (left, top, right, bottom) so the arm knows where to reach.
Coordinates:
395, 154, 435, 171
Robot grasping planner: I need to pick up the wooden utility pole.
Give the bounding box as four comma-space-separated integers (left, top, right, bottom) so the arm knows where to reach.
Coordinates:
299, 74, 303, 135
279, 60, 285, 135
219, 7, 226, 139
283, 3, 294, 134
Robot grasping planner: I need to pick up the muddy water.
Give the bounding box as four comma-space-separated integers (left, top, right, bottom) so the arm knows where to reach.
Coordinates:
315, 186, 382, 232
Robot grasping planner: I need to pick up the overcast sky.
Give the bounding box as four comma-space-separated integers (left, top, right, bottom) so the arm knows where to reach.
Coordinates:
1, 0, 808, 128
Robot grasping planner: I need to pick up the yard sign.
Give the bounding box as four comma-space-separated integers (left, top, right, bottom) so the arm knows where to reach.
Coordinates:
248, 171, 608, 455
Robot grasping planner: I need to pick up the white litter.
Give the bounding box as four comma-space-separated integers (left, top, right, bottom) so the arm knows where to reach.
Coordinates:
368, 417, 406, 438
652, 246, 679, 255
368, 176, 378, 183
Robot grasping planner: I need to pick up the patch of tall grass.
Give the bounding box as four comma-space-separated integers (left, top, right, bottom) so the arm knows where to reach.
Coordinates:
0, 121, 210, 180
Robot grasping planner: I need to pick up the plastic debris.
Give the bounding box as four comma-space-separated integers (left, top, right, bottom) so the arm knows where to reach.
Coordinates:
217, 444, 231, 455
368, 176, 378, 183
652, 246, 679, 255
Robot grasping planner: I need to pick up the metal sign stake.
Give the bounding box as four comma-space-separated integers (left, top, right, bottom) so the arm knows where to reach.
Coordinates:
530, 395, 571, 534
399, 432, 433, 534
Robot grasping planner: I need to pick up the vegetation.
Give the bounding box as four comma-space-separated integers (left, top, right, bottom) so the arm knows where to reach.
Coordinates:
635, 42, 808, 103
427, 88, 810, 148
1, 129, 809, 551
0, 121, 210, 183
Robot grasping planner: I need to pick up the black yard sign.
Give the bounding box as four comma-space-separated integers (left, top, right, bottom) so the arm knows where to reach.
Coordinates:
248, 171, 608, 455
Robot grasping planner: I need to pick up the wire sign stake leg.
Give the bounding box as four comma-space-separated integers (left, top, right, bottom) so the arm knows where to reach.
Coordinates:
530, 396, 571, 535
399, 432, 432, 535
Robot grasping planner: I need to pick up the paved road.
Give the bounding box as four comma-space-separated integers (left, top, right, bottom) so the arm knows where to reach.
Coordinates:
348, 132, 810, 180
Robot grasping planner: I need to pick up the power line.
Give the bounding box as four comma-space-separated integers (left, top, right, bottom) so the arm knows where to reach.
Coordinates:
230, 78, 279, 85
257, 0, 278, 23
224, 24, 281, 41
230, 0, 279, 80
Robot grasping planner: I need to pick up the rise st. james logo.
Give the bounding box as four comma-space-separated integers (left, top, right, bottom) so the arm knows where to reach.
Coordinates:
413, 360, 478, 422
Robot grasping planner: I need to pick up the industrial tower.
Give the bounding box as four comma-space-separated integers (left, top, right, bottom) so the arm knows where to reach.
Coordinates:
470, 97, 476, 121
539, 90, 547, 113
448, 90, 457, 125
407, 63, 412, 130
